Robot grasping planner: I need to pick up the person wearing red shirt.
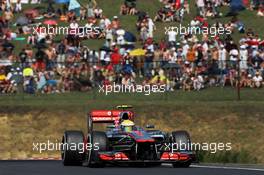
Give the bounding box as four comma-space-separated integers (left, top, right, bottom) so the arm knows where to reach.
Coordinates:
111, 48, 122, 73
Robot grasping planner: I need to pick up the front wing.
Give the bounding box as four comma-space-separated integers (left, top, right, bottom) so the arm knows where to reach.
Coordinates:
97, 151, 197, 163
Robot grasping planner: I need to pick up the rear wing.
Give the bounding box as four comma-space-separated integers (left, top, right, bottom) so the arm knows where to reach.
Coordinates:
88, 109, 134, 132
90, 110, 122, 123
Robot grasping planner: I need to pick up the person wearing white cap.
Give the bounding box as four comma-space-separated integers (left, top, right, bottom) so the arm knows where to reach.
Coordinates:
239, 45, 248, 70
116, 29, 125, 45
229, 48, 239, 68
112, 16, 120, 31
218, 44, 227, 70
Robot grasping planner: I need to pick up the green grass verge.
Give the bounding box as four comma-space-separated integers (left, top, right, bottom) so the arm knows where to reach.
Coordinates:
1, 87, 264, 107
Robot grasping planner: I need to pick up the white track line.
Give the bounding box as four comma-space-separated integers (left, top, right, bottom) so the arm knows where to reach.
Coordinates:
163, 164, 264, 172
191, 165, 264, 172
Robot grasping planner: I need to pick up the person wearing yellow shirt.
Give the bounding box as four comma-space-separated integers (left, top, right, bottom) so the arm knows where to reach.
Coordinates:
150, 74, 167, 85
0, 74, 6, 82
150, 69, 169, 85
0, 70, 8, 93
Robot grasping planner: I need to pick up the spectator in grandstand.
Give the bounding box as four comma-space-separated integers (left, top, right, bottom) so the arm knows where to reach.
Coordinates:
144, 49, 154, 77
87, 6, 94, 19
122, 73, 135, 87
111, 48, 123, 73
257, 4, 264, 16
252, 71, 263, 88
0, 68, 7, 93
94, 6, 103, 19
182, 72, 193, 91
15, 0, 22, 13
80, 7, 87, 20
154, 8, 166, 22
0, 0, 264, 96
147, 15, 156, 38
124, 0, 137, 15
196, 0, 205, 17
193, 74, 204, 91
167, 29, 177, 47
3, 8, 13, 27
229, 45, 239, 68
239, 44, 248, 70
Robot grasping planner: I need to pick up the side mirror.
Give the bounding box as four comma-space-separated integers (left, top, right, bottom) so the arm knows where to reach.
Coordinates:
146, 124, 155, 129
107, 125, 116, 129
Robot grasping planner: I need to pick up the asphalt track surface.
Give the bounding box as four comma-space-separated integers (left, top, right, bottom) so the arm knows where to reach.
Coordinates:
1, 161, 264, 175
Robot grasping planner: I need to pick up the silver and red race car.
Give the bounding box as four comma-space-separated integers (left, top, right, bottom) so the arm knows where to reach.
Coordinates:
61, 105, 196, 167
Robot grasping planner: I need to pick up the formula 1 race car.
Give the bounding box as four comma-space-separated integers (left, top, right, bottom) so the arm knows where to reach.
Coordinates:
61, 105, 196, 167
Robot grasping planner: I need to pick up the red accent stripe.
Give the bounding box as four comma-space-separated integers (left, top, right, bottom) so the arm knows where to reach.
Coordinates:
135, 139, 155, 143
127, 133, 155, 143
99, 154, 114, 161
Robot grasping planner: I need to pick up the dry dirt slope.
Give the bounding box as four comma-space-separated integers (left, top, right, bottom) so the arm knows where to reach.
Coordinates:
0, 104, 263, 163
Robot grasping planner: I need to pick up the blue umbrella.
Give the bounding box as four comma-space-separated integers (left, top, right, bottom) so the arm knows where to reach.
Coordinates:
124, 31, 136, 43
55, 0, 69, 4
230, 0, 245, 12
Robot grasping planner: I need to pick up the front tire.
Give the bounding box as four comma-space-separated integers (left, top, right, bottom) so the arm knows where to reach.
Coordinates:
87, 131, 108, 167
61, 130, 85, 166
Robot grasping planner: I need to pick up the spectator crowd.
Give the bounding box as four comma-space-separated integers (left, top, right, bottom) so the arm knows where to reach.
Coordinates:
0, 0, 263, 94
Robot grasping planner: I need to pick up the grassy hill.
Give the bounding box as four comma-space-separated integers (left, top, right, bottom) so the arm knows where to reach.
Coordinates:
6, 0, 264, 52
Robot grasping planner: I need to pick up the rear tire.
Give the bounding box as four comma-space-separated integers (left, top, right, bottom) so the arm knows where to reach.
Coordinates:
171, 130, 191, 168
61, 130, 84, 166
171, 130, 191, 151
87, 131, 108, 167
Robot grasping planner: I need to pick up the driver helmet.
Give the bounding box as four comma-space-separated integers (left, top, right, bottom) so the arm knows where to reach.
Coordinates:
120, 112, 135, 132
